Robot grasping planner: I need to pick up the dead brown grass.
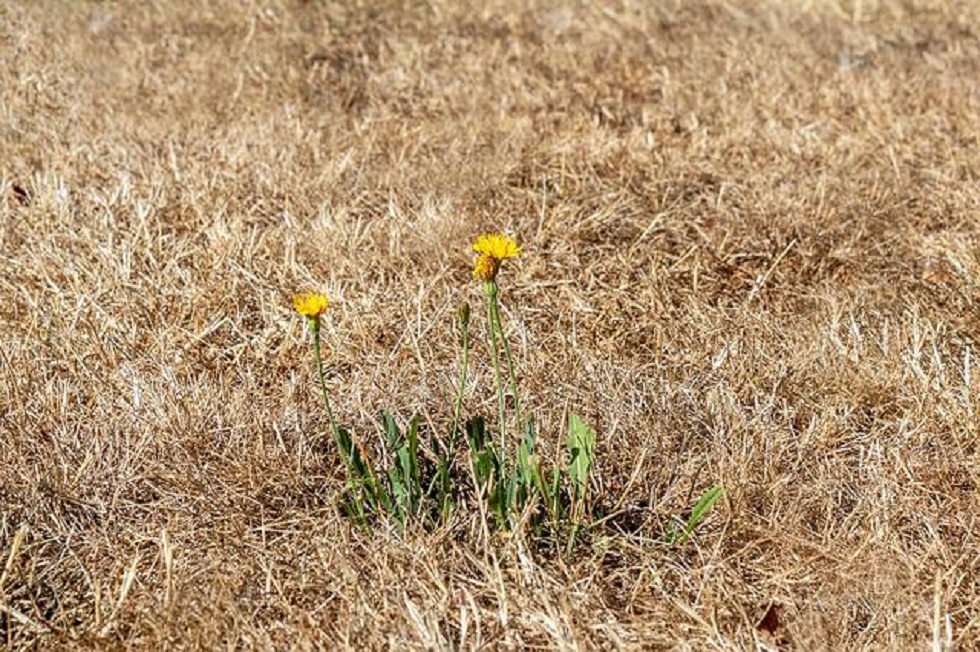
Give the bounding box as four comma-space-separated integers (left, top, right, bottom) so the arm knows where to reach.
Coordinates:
3, 0, 980, 648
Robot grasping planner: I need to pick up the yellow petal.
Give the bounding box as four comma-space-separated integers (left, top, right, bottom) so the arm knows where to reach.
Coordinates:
472, 233, 521, 260
293, 292, 330, 318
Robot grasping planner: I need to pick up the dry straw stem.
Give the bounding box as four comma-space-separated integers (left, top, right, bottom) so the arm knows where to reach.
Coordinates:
3, 0, 980, 648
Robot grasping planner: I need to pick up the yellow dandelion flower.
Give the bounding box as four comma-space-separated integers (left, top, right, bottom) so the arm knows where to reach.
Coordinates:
472, 233, 521, 261
471, 233, 520, 282
293, 292, 330, 319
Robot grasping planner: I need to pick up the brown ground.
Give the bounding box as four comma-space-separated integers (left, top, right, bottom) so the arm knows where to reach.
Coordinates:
3, 0, 980, 649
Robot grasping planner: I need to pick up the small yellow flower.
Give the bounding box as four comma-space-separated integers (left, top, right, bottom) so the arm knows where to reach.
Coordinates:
471, 233, 520, 281
293, 292, 330, 319
472, 233, 521, 261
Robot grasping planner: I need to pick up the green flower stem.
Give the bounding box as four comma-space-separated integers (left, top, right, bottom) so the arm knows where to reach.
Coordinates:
310, 318, 341, 445
483, 281, 508, 466
489, 287, 522, 432
310, 317, 380, 518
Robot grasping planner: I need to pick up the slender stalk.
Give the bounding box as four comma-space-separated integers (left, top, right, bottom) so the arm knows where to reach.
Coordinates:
489, 288, 522, 432
484, 282, 507, 466
311, 319, 380, 521
310, 319, 340, 444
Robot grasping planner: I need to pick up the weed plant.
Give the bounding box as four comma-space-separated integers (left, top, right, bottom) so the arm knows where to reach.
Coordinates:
296, 234, 721, 549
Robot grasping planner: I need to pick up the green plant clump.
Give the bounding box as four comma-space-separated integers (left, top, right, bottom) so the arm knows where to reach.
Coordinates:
295, 233, 722, 550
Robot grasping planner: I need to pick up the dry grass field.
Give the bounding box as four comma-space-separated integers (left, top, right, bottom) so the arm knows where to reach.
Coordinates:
3, 0, 980, 648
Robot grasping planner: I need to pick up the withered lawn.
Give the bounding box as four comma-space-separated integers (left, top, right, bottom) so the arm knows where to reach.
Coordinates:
2, 1, 980, 649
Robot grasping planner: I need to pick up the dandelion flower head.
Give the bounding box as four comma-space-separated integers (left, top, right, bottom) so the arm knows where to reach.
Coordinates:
472, 233, 520, 281
294, 292, 330, 319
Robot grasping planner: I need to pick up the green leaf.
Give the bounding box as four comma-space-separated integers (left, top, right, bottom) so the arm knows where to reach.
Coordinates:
334, 426, 383, 514
566, 415, 596, 502
388, 465, 407, 513
465, 416, 487, 452
551, 466, 562, 517
382, 411, 402, 450
406, 417, 420, 487
680, 485, 724, 544
516, 428, 535, 485
466, 417, 495, 488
